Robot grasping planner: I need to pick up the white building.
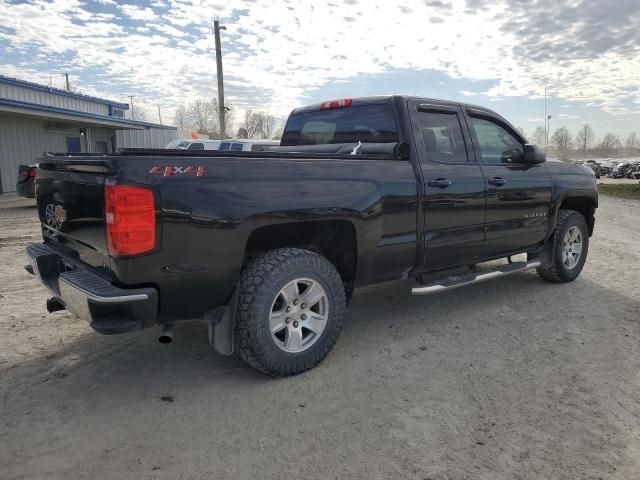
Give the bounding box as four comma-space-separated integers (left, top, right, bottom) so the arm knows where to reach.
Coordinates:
0, 75, 177, 193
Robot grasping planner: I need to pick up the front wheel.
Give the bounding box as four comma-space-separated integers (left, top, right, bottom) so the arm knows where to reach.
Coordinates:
235, 248, 347, 376
537, 209, 589, 283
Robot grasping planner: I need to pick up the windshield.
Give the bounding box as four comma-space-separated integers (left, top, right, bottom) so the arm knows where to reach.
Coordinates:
281, 104, 398, 146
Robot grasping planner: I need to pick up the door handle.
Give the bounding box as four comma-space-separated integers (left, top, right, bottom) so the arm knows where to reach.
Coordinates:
428, 178, 452, 188
488, 177, 507, 186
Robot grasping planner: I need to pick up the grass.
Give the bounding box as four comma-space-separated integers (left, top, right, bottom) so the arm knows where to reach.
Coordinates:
597, 183, 640, 200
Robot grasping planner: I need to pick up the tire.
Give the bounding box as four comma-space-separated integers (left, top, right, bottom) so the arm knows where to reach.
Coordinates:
235, 248, 347, 376
537, 209, 589, 283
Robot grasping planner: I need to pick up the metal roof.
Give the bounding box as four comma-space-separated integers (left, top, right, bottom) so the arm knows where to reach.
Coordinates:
0, 74, 130, 109
0, 97, 176, 130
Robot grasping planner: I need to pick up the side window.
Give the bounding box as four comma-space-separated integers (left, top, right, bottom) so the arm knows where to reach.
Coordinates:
230, 143, 243, 151
470, 117, 523, 164
219, 142, 231, 151
188, 142, 204, 150
417, 111, 468, 163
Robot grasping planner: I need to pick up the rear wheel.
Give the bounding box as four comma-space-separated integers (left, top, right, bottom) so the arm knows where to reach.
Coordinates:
537, 209, 589, 283
236, 248, 347, 376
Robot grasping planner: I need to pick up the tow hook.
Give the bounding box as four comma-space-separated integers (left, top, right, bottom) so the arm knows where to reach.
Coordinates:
46, 297, 65, 313
158, 324, 174, 344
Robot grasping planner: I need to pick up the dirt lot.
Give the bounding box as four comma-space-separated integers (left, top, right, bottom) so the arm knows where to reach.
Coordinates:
1, 196, 639, 480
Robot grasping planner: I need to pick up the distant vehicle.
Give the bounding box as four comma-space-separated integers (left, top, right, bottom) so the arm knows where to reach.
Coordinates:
218, 139, 280, 152
609, 163, 630, 178
16, 164, 37, 198
164, 139, 222, 150
627, 163, 640, 179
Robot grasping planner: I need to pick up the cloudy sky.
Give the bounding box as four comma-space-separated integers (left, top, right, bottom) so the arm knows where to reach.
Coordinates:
1, 0, 639, 138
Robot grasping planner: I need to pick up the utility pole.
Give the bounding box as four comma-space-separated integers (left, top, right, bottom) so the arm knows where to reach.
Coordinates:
214, 20, 227, 139
129, 95, 135, 120
62, 73, 70, 91
157, 104, 162, 125
544, 82, 547, 152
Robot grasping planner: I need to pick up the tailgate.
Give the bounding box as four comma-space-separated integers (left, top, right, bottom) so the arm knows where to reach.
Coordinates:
36, 158, 112, 269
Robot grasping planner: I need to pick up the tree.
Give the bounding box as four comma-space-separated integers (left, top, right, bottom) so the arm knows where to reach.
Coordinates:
208, 98, 234, 138
130, 105, 147, 121
576, 124, 595, 152
260, 113, 277, 139
188, 99, 215, 134
599, 133, 621, 157
271, 127, 284, 140
174, 104, 189, 132
240, 110, 263, 138
236, 127, 249, 139
625, 132, 639, 155
531, 126, 546, 146
550, 127, 572, 152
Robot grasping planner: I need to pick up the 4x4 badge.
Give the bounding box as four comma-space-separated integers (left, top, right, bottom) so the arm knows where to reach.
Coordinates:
149, 166, 207, 177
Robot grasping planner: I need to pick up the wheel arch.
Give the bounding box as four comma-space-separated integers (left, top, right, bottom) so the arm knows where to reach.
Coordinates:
548, 193, 597, 238
243, 219, 359, 286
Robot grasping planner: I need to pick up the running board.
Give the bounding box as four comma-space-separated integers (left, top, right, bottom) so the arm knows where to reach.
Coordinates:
411, 260, 541, 295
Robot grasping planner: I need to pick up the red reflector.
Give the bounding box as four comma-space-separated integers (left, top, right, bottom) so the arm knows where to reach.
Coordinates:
320, 98, 353, 110
29, 168, 37, 177
104, 184, 155, 256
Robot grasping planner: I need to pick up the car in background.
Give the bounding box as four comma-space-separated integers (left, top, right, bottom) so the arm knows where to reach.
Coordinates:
164, 139, 222, 150
218, 139, 280, 152
609, 162, 630, 178
16, 164, 37, 198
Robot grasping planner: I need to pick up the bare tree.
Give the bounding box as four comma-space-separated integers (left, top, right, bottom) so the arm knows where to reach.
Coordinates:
236, 127, 249, 139
208, 98, 234, 138
188, 99, 214, 134
531, 126, 546, 146
130, 105, 148, 121
551, 127, 572, 153
271, 127, 284, 141
174, 104, 189, 132
599, 133, 621, 157
240, 110, 263, 138
625, 132, 639, 155
576, 124, 595, 152
260, 114, 277, 139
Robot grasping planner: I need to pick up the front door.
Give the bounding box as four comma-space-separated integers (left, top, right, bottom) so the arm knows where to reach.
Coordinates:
409, 101, 487, 269
466, 113, 552, 255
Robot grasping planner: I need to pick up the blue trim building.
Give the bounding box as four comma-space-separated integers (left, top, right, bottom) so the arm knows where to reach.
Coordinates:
0, 75, 177, 193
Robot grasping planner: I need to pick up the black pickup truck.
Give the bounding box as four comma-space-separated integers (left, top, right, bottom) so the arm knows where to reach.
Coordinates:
26, 96, 597, 376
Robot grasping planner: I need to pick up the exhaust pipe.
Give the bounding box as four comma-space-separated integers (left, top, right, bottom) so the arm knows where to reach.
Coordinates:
158, 324, 174, 344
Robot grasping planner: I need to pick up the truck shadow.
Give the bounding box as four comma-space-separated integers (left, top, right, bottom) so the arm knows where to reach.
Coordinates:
2, 271, 636, 397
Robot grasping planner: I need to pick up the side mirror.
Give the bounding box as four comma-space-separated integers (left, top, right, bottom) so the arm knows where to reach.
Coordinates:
523, 144, 546, 164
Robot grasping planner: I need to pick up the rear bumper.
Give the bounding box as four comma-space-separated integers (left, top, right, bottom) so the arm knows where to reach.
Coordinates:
26, 242, 158, 334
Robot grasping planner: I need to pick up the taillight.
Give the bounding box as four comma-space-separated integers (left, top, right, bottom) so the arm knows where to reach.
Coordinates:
104, 184, 155, 256
29, 168, 37, 177
320, 98, 352, 110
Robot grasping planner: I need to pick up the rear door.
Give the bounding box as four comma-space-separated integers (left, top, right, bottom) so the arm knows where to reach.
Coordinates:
409, 100, 486, 269
465, 110, 552, 254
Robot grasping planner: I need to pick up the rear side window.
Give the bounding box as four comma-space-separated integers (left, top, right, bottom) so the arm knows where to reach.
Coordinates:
230, 143, 243, 151
188, 142, 204, 150
281, 104, 398, 146
417, 111, 468, 163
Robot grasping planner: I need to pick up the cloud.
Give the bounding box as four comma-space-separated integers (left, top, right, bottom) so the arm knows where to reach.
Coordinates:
0, 0, 638, 124
120, 4, 157, 21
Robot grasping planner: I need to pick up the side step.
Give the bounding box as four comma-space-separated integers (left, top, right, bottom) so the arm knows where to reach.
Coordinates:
411, 260, 541, 295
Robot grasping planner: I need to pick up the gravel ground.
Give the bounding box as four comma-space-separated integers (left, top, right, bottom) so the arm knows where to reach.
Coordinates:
1, 196, 639, 480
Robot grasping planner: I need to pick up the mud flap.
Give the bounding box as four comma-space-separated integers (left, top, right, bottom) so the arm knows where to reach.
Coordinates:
206, 289, 238, 356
